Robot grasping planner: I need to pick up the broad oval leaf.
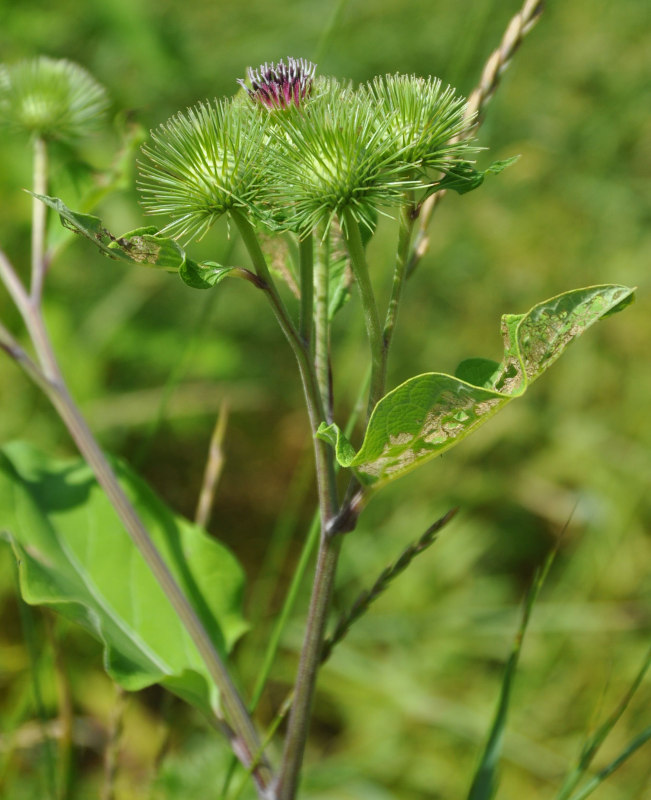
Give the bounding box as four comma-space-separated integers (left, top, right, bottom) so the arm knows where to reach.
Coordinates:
318, 285, 635, 489
0, 441, 247, 717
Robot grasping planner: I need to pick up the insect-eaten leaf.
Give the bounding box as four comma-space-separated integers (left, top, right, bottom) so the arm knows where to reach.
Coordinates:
34, 194, 247, 292
318, 285, 635, 490
0, 442, 248, 719
32, 193, 186, 268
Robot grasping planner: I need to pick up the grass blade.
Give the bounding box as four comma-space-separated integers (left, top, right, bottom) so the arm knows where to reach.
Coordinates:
565, 725, 651, 800
557, 644, 651, 800
466, 551, 555, 800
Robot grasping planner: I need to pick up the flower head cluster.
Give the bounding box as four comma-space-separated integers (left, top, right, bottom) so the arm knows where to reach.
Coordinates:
0, 57, 109, 141
266, 78, 423, 235
138, 60, 475, 241
237, 58, 316, 111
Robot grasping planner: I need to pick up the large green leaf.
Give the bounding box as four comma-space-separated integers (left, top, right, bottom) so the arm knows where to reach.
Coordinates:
317, 285, 635, 489
0, 441, 247, 717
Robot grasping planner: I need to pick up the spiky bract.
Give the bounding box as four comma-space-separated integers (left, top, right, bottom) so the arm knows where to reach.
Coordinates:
138, 99, 269, 242
364, 74, 473, 172
265, 79, 421, 236
0, 57, 109, 141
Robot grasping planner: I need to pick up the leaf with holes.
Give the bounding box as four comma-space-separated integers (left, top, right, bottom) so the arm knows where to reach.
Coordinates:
317, 285, 635, 490
0, 441, 248, 718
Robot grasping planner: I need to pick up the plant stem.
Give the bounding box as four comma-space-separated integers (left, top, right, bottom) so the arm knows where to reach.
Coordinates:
230, 213, 344, 800
383, 201, 415, 355
298, 233, 314, 346
0, 244, 270, 793
30, 137, 48, 303
195, 401, 229, 528
41, 343, 271, 792
0, 318, 50, 392
249, 512, 321, 714
340, 209, 385, 414
314, 230, 332, 420
230, 211, 335, 510
275, 533, 342, 800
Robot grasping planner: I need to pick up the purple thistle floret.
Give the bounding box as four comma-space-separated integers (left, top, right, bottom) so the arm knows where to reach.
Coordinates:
238, 57, 316, 110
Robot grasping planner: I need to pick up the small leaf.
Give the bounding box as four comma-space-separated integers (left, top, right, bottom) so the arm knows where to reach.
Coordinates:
317, 285, 635, 489
0, 442, 248, 718
179, 260, 238, 290
32, 193, 185, 270
31, 193, 133, 261
433, 156, 519, 196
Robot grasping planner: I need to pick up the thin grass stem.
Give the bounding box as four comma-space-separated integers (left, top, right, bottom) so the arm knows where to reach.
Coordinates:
101, 686, 128, 800
195, 401, 229, 528
408, 0, 544, 276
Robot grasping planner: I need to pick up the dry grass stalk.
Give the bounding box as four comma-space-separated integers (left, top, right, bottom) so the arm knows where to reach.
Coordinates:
411, 0, 545, 269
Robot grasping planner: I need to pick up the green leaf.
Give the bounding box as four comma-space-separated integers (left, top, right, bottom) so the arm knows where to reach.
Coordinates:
179, 260, 237, 290
454, 358, 501, 389
317, 285, 635, 489
107, 225, 186, 269
32, 192, 133, 261
0, 441, 248, 718
434, 156, 519, 196
32, 193, 186, 270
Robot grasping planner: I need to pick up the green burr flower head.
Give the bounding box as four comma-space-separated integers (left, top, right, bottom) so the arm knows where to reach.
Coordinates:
138, 98, 269, 242
365, 74, 474, 171
0, 57, 109, 141
266, 78, 421, 236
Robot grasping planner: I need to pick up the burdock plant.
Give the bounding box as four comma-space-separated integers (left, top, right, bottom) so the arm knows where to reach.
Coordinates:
0, 7, 645, 799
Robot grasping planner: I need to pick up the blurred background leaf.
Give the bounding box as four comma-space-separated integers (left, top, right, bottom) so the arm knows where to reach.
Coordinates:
0, 0, 649, 798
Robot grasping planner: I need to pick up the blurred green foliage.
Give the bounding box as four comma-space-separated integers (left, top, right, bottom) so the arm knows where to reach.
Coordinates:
0, 0, 649, 798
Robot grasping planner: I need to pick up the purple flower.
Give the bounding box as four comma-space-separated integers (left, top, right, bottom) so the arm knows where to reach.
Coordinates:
238, 57, 316, 110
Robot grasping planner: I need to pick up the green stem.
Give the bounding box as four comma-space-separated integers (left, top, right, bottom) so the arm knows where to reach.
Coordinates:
275, 533, 342, 800
314, 230, 332, 420
249, 512, 320, 714
298, 233, 314, 346
340, 209, 385, 414
40, 346, 270, 793
383, 202, 415, 355
31, 137, 48, 304
230, 212, 343, 800
13, 565, 57, 800
230, 211, 333, 497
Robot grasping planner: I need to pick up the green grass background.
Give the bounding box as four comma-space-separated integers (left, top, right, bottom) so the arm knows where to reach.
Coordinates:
0, 0, 649, 798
